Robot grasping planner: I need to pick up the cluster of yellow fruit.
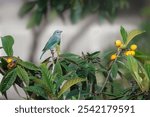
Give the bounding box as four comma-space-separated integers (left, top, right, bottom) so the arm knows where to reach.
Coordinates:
110, 40, 137, 60
124, 44, 137, 56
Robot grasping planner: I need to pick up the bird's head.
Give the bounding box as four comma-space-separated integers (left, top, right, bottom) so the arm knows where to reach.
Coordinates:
53, 30, 63, 36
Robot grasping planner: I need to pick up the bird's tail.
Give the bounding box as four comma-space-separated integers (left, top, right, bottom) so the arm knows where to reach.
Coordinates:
40, 51, 45, 59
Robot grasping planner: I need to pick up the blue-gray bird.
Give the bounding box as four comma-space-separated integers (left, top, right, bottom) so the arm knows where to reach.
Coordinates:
40, 30, 62, 59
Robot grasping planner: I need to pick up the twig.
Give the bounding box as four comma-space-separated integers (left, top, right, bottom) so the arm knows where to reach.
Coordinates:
99, 50, 122, 93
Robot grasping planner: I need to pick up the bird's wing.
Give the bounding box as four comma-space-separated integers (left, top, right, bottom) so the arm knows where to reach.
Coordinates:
42, 36, 58, 51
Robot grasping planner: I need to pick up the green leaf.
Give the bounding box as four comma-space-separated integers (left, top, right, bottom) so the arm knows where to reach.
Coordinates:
37, 0, 47, 11
29, 76, 45, 86
126, 56, 149, 92
138, 62, 150, 92
61, 53, 83, 66
57, 78, 86, 98
125, 29, 145, 46
111, 63, 118, 79
40, 64, 54, 91
18, 61, 39, 71
135, 51, 150, 63
0, 69, 17, 93
0, 57, 8, 69
19, 1, 36, 17
70, 0, 82, 23
127, 56, 138, 72
66, 89, 80, 99
66, 89, 89, 99
1, 35, 14, 56
120, 26, 127, 43
25, 85, 48, 99
144, 64, 150, 79
17, 66, 29, 85
89, 51, 101, 58
27, 10, 43, 28
30, 76, 56, 99
60, 52, 80, 59
53, 61, 63, 76
111, 81, 124, 96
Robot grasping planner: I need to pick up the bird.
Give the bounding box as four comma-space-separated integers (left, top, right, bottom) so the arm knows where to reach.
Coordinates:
40, 30, 62, 59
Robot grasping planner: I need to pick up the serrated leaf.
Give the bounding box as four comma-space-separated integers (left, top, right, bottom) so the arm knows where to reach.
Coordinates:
60, 62, 69, 71
30, 76, 45, 86
18, 61, 39, 71
25, 85, 48, 99
58, 78, 86, 98
126, 56, 149, 92
120, 26, 127, 43
40, 64, 54, 91
125, 29, 145, 46
54, 77, 64, 90
30, 76, 56, 99
1, 35, 14, 56
17, 66, 29, 85
0, 69, 17, 93
19, 1, 36, 17
53, 61, 62, 76
61, 53, 83, 66
111, 63, 118, 79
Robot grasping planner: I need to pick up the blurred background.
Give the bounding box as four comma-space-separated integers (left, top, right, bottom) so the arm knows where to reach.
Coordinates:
0, 0, 149, 99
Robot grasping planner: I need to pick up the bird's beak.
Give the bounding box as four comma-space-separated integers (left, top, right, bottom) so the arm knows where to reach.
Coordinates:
60, 31, 63, 33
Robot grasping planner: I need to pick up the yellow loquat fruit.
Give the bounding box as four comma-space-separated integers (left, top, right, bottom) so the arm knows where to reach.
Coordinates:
130, 44, 137, 51
6, 58, 13, 63
130, 51, 135, 56
110, 54, 117, 60
115, 40, 122, 47
125, 51, 131, 56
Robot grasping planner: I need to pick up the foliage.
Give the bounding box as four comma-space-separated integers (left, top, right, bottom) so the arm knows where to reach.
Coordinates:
1, 36, 14, 56
136, 5, 150, 55
0, 26, 150, 100
19, 0, 128, 27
